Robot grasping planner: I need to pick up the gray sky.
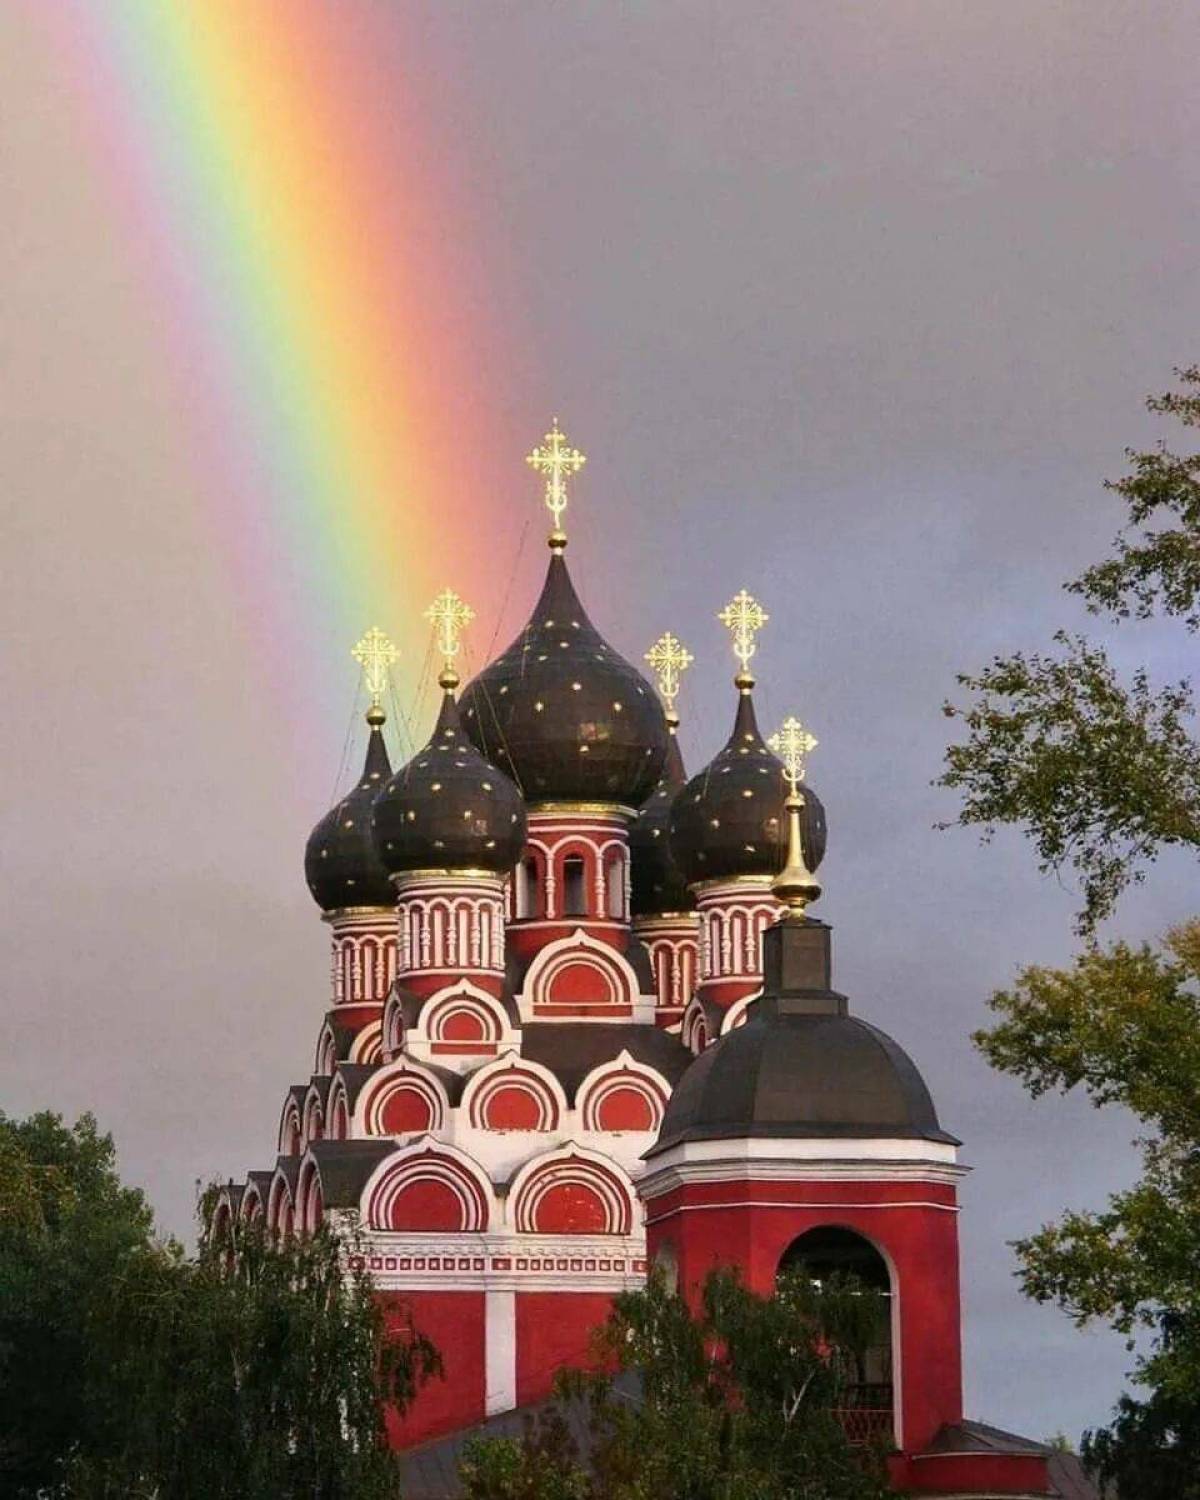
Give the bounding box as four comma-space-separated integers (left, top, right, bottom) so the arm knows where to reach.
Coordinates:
3, 0, 1198, 1444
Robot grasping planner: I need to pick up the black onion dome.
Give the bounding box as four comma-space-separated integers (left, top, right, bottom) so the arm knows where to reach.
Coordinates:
305, 726, 396, 910
372, 691, 526, 876
648, 921, 956, 1154
669, 692, 826, 887
630, 733, 692, 916
458, 551, 670, 807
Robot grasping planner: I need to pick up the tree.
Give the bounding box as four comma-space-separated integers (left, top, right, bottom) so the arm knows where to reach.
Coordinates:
940, 367, 1200, 935
459, 1267, 896, 1500
0, 1111, 440, 1498
940, 370, 1200, 1494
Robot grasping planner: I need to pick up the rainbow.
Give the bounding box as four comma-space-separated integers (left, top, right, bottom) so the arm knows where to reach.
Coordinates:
36, 1, 521, 746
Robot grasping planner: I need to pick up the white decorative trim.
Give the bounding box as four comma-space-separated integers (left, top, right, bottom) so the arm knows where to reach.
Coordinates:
576, 1049, 671, 1133
460, 1050, 570, 1132
485, 1290, 516, 1415
643, 1197, 961, 1227
639, 1136, 963, 1200
518, 928, 654, 1022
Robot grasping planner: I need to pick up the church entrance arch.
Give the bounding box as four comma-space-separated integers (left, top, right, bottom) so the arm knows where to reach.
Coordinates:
777, 1226, 894, 1446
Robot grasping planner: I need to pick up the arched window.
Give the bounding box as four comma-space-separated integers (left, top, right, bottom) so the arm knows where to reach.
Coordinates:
516, 856, 541, 919
778, 1227, 893, 1447
562, 855, 587, 917
605, 849, 625, 919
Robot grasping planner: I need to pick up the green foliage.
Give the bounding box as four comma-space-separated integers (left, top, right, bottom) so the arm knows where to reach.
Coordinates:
942, 371, 1200, 1489
940, 368, 1200, 933
0, 1111, 440, 1499
459, 1267, 896, 1500
974, 926, 1200, 1494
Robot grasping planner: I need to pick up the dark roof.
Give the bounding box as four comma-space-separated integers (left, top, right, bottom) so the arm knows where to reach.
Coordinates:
304, 724, 397, 910
306, 1139, 396, 1208
333, 1062, 380, 1110
306, 1073, 333, 1108
520, 1022, 692, 1102
400, 1370, 642, 1500
274, 1155, 301, 1193
629, 732, 693, 916
221, 1182, 245, 1209
669, 689, 825, 886
373, 691, 527, 877
459, 549, 670, 807
245, 1170, 274, 1200
320, 1013, 359, 1064
649, 920, 955, 1155
920, 1423, 1100, 1499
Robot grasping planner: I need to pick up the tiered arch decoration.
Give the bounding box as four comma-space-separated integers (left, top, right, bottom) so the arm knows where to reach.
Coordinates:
577, 1052, 670, 1134
296, 1157, 324, 1235
356, 1058, 450, 1137
721, 991, 757, 1034
314, 1023, 338, 1076
417, 979, 514, 1057
350, 1019, 384, 1065
460, 1053, 566, 1132
240, 1183, 266, 1223
267, 1174, 295, 1239
302, 1089, 326, 1145
326, 1077, 350, 1140
681, 996, 710, 1055
362, 1139, 493, 1233
278, 1095, 303, 1157
522, 930, 641, 1017
381, 993, 406, 1061
509, 1146, 636, 1236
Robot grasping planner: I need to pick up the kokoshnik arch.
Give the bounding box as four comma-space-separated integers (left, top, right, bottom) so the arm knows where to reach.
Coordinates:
213, 425, 1066, 1496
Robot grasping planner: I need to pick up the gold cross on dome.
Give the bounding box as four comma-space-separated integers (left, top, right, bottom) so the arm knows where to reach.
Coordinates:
351, 626, 398, 709
644, 632, 694, 721
769, 716, 819, 790
526, 418, 586, 544
425, 588, 475, 688
718, 590, 769, 684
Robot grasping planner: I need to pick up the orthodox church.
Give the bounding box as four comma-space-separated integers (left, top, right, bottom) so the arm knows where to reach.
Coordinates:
214, 424, 1082, 1498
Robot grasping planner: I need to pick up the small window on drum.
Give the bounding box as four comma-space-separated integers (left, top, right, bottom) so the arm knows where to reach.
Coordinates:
605, 850, 625, 919
516, 856, 541, 919
563, 856, 587, 917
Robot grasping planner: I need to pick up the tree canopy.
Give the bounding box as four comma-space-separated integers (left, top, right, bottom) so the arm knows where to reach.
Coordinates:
941, 370, 1200, 1496
0, 1110, 439, 1498
940, 367, 1200, 934
459, 1267, 896, 1500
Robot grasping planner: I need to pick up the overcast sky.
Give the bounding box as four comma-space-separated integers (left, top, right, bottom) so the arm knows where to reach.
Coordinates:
3, 0, 1198, 1445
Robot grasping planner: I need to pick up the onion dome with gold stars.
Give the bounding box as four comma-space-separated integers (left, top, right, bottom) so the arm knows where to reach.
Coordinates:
304, 629, 400, 912
668, 593, 826, 888
630, 632, 695, 916
372, 590, 527, 878
458, 421, 670, 809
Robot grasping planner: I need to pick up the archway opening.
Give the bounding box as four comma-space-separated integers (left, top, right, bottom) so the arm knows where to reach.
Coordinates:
778, 1226, 893, 1446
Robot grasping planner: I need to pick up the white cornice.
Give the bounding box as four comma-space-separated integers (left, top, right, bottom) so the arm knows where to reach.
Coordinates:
639, 1137, 964, 1199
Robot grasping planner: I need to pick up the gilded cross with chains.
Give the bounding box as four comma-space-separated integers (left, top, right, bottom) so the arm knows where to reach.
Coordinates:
769, 716, 819, 789
718, 590, 769, 683
644, 632, 694, 722
351, 627, 398, 709
424, 588, 475, 687
526, 418, 586, 542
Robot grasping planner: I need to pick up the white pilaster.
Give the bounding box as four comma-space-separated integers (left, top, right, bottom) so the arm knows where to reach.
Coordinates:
485, 1288, 517, 1415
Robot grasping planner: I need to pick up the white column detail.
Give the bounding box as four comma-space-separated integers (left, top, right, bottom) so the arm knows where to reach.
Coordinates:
485, 1289, 517, 1416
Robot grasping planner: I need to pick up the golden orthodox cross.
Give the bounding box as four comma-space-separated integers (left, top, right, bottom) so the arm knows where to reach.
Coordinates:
526, 418, 586, 544
644, 631, 694, 724
718, 590, 769, 685
769, 715, 819, 789
351, 626, 398, 711
424, 588, 475, 689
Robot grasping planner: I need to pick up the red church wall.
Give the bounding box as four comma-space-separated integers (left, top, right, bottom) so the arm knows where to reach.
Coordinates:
380, 1086, 435, 1134
889, 1451, 1052, 1494
515, 1291, 614, 1407
383, 1290, 486, 1447
646, 1176, 963, 1454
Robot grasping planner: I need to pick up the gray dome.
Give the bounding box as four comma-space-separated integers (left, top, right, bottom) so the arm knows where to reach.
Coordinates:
647, 919, 957, 1156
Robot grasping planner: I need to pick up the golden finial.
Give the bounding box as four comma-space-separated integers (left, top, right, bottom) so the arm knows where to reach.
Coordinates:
718, 589, 769, 690
424, 588, 475, 691
526, 417, 586, 550
768, 714, 821, 919
351, 626, 398, 727
644, 632, 694, 730
768, 716, 819, 790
